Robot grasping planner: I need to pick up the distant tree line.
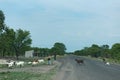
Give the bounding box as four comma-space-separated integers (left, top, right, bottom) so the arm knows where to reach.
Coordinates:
74, 43, 120, 60
0, 10, 67, 59
32, 42, 66, 59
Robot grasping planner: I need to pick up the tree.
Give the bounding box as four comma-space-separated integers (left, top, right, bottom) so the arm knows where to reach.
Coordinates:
0, 27, 15, 57
74, 47, 90, 56
74, 50, 82, 55
0, 10, 32, 58
13, 29, 32, 59
0, 10, 6, 56
0, 10, 5, 33
0, 26, 32, 58
85, 44, 101, 57
111, 43, 120, 60
51, 42, 66, 60
53, 42, 66, 55
74, 44, 101, 57
31, 47, 50, 57
0, 31, 7, 57
100, 45, 110, 58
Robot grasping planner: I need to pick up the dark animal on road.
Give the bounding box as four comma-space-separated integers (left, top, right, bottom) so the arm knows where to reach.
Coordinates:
75, 59, 84, 64
102, 58, 106, 63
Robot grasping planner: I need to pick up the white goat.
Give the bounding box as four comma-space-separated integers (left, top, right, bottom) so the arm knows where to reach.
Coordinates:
28, 61, 32, 65
38, 59, 44, 63
15, 61, 25, 67
32, 61, 39, 66
7, 61, 15, 68
106, 62, 110, 65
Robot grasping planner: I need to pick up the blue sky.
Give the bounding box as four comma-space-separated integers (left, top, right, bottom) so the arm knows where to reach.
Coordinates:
0, 0, 120, 52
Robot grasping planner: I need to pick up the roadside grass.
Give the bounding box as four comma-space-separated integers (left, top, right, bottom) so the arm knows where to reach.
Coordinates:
85, 56, 120, 64
105, 58, 120, 64
0, 64, 7, 68
0, 68, 56, 80
0, 57, 59, 80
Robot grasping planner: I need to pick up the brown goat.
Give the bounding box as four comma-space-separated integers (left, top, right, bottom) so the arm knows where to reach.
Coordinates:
75, 59, 84, 64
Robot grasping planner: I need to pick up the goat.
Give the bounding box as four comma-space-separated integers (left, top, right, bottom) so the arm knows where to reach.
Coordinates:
105, 62, 110, 65
75, 59, 84, 64
28, 61, 32, 65
32, 61, 39, 66
15, 61, 25, 67
38, 59, 44, 63
7, 61, 15, 68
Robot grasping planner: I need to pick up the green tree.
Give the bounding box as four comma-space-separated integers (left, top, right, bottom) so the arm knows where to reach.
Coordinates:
111, 43, 120, 60
0, 31, 7, 57
89, 44, 101, 57
74, 44, 101, 57
51, 42, 66, 60
74, 50, 82, 55
53, 42, 66, 55
0, 27, 15, 57
0, 10, 32, 58
100, 45, 110, 58
0, 10, 6, 55
40, 48, 50, 57
31, 47, 50, 57
74, 47, 90, 56
13, 29, 32, 59
0, 10, 5, 33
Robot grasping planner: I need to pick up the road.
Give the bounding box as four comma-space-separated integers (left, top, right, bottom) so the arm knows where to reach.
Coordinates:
53, 55, 120, 80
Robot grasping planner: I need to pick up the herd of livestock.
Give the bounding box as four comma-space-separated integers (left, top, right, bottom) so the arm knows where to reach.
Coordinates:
0, 57, 111, 69
0, 59, 45, 69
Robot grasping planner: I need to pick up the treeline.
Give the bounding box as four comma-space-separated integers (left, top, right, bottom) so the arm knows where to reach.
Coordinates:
32, 42, 66, 58
0, 10, 66, 59
74, 43, 120, 60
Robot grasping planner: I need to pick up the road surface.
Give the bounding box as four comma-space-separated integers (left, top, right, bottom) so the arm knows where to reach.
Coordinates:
53, 55, 120, 80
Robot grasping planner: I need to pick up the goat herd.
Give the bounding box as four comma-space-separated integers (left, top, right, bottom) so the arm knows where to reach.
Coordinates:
3, 59, 45, 69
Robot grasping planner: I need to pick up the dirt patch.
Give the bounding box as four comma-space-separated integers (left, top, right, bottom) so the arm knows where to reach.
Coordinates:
0, 59, 8, 64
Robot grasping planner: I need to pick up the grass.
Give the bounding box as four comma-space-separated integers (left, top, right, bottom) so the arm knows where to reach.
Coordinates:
105, 58, 120, 64
85, 56, 120, 64
0, 57, 58, 80
0, 68, 56, 80
0, 64, 7, 68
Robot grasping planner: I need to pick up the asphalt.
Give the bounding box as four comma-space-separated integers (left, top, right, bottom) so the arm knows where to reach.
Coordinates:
54, 55, 120, 80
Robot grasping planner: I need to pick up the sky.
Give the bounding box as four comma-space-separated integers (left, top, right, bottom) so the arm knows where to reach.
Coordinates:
0, 0, 120, 52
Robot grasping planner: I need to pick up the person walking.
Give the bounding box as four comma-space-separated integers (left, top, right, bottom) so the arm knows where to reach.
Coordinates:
48, 57, 51, 65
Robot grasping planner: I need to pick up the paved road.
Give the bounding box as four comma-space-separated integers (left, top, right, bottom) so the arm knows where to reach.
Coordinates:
53, 55, 120, 80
